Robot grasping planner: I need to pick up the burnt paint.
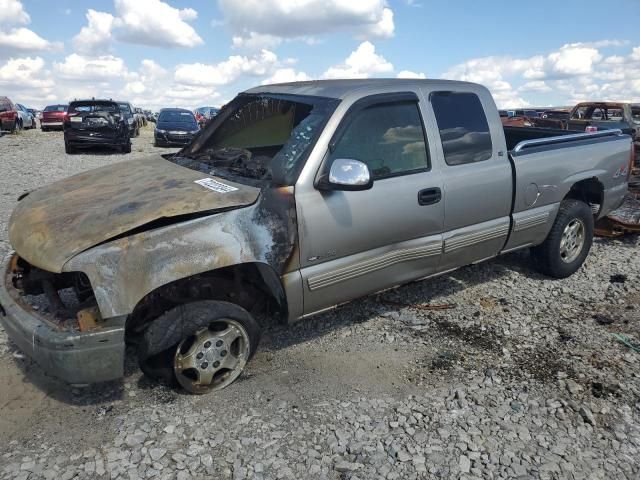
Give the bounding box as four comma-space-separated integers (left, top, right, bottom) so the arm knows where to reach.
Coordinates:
64, 186, 299, 318
9, 155, 260, 273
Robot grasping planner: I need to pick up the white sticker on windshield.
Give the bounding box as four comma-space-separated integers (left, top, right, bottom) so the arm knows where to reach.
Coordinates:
194, 178, 238, 193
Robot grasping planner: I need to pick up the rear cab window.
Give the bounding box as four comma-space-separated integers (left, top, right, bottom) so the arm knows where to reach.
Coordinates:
330, 101, 429, 180
68, 101, 119, 114
44, 105, 67, 112
430, 91, 493, 166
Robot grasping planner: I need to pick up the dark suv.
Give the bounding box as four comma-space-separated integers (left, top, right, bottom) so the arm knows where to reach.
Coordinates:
63, 99, 132, 154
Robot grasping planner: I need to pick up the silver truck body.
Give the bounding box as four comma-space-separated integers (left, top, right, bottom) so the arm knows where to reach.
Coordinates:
0, 79, 632, 384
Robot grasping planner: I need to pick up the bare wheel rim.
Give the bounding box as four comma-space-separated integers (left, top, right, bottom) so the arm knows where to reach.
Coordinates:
559, 218, 585, 264
173, 318, 250, 394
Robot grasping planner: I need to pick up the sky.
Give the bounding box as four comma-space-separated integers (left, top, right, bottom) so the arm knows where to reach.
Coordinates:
1, 0, 639, 110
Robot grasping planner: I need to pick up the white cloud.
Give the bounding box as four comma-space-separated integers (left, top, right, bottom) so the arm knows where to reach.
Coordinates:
0, 0, 30, 25
0, 57, 53, 89
262, 68, 311, 85
219, 0, 394, 48
112, 0, 203, 48
175, 49, 278, 86
519, 81, 551, 93
323, 41, 393, 79
231, 32, 282, 50
0, 27, 57, 53
444, 42, 640, 107
73, 10, 115, 55
397, 70, 425, 79
54, 54, 129, 81
546, 43, 602, 77
0, 2, 59, 56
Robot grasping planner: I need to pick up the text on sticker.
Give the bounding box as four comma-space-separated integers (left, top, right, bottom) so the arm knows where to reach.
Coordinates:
194, 178, 239, 193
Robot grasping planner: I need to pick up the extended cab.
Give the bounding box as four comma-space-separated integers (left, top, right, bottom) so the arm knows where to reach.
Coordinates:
0, 80, 633, 394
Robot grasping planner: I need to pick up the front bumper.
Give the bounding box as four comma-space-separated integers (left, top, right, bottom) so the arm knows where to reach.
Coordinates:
155, 131, 194, 145
0, 253, 126, 384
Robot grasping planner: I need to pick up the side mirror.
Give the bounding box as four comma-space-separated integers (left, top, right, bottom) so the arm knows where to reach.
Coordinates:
317, 158, 373, 191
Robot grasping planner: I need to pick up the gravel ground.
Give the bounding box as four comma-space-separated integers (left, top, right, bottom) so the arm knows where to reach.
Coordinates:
0, 126, 639, 480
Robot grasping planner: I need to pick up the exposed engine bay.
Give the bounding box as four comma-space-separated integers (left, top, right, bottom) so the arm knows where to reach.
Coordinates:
8, 256, 99, 331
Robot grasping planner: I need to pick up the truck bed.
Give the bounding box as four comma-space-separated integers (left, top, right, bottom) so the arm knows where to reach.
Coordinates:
503, 126, 579, 151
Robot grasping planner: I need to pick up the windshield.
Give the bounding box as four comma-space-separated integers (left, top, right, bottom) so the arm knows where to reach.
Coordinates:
44, 105, 67, 112
159, 110, 196, 124
118, 103, 131, 114
175, 94, 338, 186
69, 102, 119, 113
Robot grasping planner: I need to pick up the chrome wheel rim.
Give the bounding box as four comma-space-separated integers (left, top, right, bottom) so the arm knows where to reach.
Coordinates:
560, 219, 585, 264
174, 318, 250, 394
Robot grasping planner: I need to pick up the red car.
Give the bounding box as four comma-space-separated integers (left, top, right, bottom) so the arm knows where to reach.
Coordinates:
41, 104, 68, 131
0, 96, 20, 132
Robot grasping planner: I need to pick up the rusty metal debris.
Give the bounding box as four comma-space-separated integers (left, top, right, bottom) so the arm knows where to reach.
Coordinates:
77, 306, 101, 332
595, 169, 640, 237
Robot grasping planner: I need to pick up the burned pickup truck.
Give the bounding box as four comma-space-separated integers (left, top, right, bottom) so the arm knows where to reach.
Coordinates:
64, 99, 132, 154
0, 80, 633, 394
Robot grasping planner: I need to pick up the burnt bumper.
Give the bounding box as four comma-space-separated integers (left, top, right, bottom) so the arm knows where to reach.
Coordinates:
0, 253, 126, 384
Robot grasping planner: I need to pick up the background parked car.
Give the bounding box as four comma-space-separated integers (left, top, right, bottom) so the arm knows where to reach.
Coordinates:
194, 106, 219, 128
64, 99, 131, 154
0, 98, 34, 132
144, 110, 156, 123
15, 104, 36, 130
41, 104, 68, 131
134, 107, 147, 127
117, 101, 138, 137
154, 108, 199, 147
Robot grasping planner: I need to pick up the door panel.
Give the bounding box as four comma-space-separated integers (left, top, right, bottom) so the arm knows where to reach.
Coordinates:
297, 171, 444, 314
427, 90, 513, 270
296, 94, 444, 315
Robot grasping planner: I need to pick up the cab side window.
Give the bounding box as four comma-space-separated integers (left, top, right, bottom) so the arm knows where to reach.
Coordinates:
431, 92, 493, 166
331, 102, 429, 180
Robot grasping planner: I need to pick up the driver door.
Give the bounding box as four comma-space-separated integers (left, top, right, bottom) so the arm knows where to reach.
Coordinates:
296, 93, 444, 315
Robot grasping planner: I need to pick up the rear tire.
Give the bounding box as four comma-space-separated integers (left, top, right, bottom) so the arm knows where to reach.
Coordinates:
138, 301, 261, 394
64, 142, 76, 154
531, 199, 594, 278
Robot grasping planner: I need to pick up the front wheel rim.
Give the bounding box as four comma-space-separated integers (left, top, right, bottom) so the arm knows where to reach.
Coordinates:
560, 218, 585, 263
173, 318, 250, 394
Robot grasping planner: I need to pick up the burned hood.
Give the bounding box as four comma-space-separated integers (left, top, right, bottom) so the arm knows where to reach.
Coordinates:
9, 155, 260, 272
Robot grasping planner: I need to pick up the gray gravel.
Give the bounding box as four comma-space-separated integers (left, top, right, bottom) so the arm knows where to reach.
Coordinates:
1, 127, 639, 479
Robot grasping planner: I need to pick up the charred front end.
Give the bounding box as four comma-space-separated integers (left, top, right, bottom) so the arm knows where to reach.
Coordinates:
0, 253, 126, 383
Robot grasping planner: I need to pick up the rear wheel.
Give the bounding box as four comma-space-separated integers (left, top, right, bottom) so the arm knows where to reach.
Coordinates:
138, 301, 261, 394
531, 199, 594, 278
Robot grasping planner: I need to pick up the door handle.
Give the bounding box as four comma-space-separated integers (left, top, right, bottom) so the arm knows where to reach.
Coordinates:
418, 187, 441, 206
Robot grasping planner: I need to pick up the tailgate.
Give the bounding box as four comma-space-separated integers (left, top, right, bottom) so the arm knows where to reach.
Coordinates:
67, 112, 119, 132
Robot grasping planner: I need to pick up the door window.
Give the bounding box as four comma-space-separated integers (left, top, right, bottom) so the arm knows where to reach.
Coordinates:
330, 102, 429, 179
431, 92, 493, 166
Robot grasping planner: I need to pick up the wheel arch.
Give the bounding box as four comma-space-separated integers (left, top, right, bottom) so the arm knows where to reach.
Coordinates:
564, 177, 604, 216
125, 261, 288, 335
